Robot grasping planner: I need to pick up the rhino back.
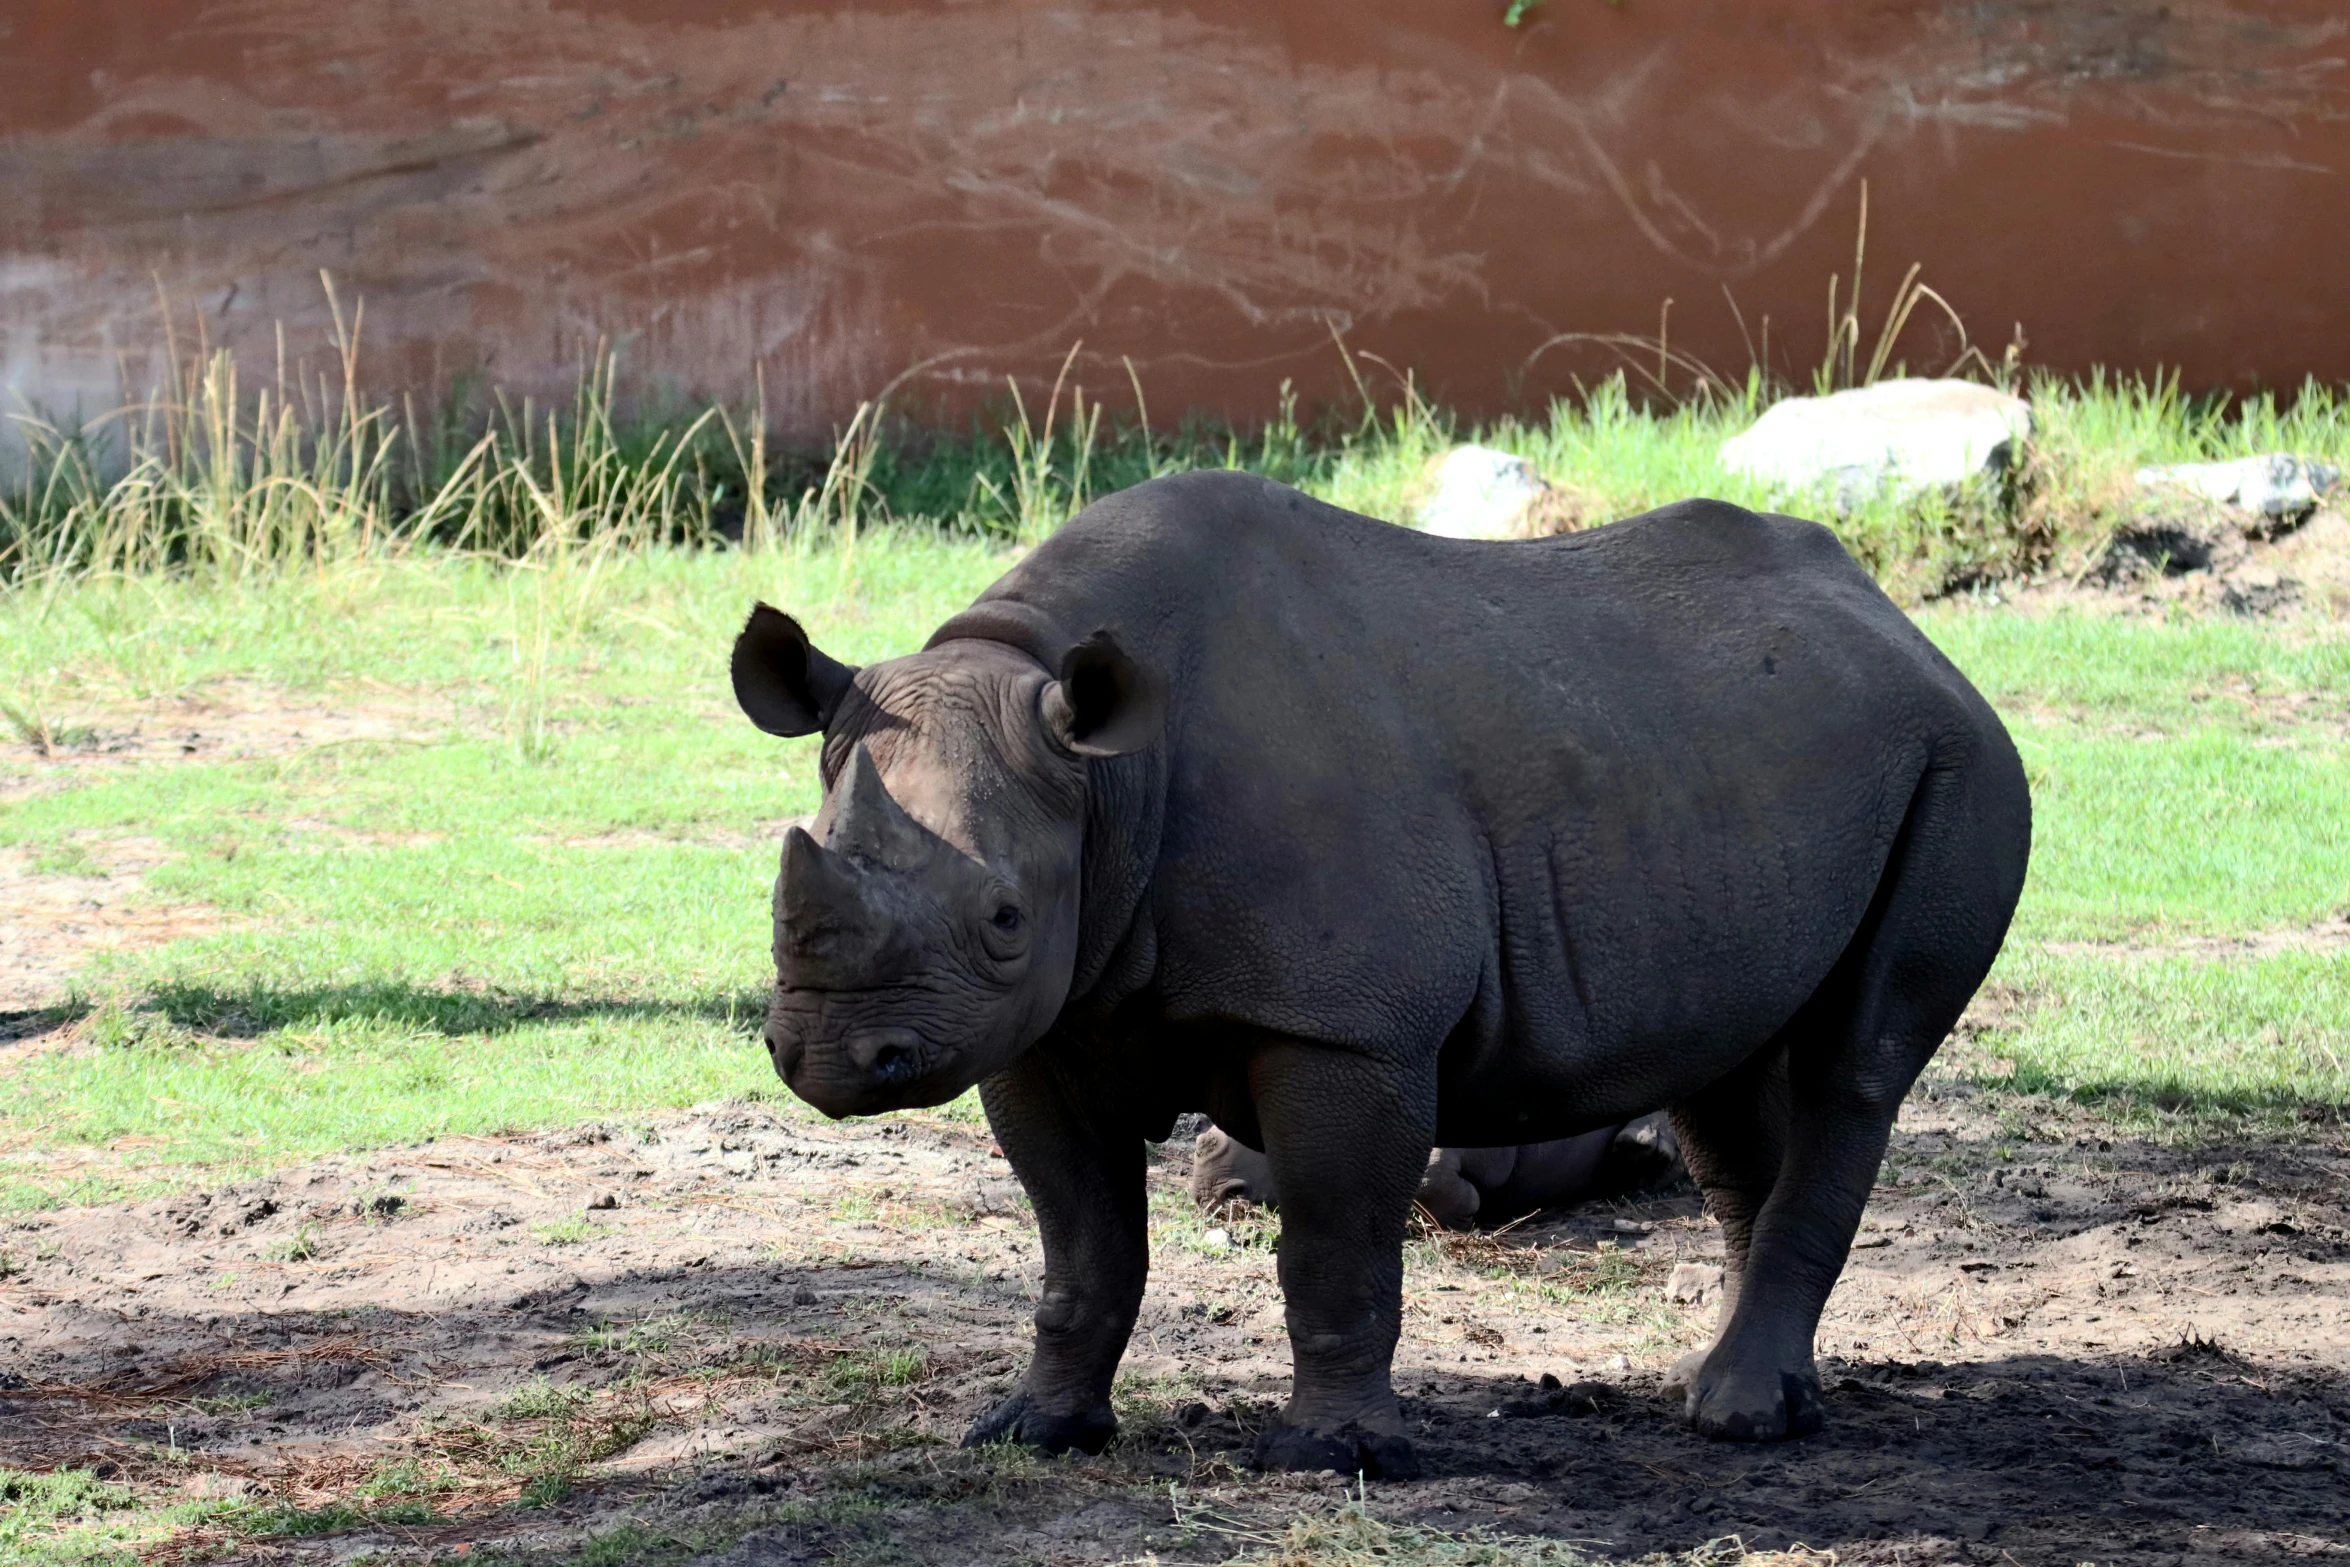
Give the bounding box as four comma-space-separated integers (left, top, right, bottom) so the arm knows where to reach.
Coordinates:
945, 471, 2018, 1135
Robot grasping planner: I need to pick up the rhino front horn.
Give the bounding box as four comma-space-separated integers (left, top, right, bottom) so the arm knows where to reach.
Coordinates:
829, 743, 932, 870
777, 824, 892, 973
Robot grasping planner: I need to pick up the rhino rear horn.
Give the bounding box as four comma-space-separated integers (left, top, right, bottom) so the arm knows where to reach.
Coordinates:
828, 743, 932, 869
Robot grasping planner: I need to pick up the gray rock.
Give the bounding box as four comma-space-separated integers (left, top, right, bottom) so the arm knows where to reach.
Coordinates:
1159, 1111, 1212, 1144
1719, 379, 2030, 506
1412, 446, 1553, 539
2132, 455, 2340, 531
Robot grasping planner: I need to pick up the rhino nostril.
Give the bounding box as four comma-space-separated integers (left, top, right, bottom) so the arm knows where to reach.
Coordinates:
870, 1041, 917, 1085
764, 1030, 803, 1075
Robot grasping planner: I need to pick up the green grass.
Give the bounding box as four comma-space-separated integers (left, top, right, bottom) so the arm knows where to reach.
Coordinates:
0, 1467, 158, 1566
1984, 947, 2350, 1112
1913, 604, 2350, 1118
2, 357, 2348, 1211
0, 540, 2344, 1210
0, 537, 1010, 1207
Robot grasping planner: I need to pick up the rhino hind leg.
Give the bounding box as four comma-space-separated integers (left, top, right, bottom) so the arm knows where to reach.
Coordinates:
1246, 1038, 1435, 1480
1675, 756, 2027, 1443
1663, 1050, 1792, 1407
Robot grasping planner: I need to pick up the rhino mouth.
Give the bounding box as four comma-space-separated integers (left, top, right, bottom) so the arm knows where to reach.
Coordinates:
766, 1011, 958, 1118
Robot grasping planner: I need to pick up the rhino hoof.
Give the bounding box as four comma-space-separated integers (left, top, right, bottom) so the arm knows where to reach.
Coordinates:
962, 1391, 1115, 1455
1684, 1364, 1825, 1442
1252, 1419, 1421, 1481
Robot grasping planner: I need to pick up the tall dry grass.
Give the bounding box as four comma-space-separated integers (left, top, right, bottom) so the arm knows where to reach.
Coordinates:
0, 279, 901, 588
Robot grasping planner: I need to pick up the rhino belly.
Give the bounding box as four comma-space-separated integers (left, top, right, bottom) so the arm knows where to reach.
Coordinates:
1429, 818, 1888, 1146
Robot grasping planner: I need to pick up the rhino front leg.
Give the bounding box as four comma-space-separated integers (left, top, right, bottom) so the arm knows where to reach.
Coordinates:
965, 1049, 1145, 1457
1248, 1039, 1434, 1480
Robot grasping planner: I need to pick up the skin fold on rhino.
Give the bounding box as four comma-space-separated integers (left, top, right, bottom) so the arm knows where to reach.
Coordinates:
730, 471, 2030, 1478
1189, 1115, 1684, 1230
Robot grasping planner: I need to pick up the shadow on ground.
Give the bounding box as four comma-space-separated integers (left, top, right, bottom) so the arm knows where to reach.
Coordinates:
108, 980, 775, 1039
7, 1269, 2343, 1565
671, 1347, 2347, 1567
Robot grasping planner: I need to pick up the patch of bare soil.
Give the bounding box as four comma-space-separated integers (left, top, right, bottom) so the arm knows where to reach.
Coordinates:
0, 680, 436, 797
2, 1086, 2345, 1566
2004, 506, 2350, 621
0, 839, 233, 1012
2043, 915, 2350, 961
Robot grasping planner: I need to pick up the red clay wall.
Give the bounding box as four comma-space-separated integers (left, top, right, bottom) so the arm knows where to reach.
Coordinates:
2, 1, 2344, 439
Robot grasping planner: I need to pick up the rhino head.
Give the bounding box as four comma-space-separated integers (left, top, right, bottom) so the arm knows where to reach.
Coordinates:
729, 603, 1161, 1117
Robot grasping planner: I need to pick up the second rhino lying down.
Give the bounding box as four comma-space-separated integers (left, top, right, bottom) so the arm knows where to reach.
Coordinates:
1190, 1116, 1683, 1229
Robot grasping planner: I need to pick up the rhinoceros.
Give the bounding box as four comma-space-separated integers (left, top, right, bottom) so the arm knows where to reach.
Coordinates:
1189, 1116, 1684, 1229
730, 471, 2029, 1477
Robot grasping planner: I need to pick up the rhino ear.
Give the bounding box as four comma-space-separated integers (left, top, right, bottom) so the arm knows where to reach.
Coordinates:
732, 603, 858, 737
1041, 629, 1163, 758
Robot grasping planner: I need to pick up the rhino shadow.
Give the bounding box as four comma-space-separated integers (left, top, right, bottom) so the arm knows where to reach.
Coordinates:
124, 979, 772, 1040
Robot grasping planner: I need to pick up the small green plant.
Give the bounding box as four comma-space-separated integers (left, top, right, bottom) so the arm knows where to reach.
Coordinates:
354, 1458, 437, 1500
350, 1188, 407, 1221
972, 344, 1103, 540
825, 1345, 928, 1397
271, 1222, 325, 1262
77, 1002, 195, 1053
189, 1390, 272, 1415
532, 1215, 600, 1246
1504, 0, 1617, 25
495, 1378, 592, 1421
570, 1311, 688, 1358
415, 1383, 658, 1509
827, 1191, 881, 1223
27, 840, 105, 877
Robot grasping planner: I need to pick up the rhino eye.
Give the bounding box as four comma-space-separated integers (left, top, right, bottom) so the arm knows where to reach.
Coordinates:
991, 904, 1022, 933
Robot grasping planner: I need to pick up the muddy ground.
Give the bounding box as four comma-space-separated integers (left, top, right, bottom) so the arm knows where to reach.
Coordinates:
2, 1069, 2345, 1566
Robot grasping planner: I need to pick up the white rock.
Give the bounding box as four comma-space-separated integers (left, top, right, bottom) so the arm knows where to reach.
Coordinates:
1718, 379, 2030, 505
1666, 1262, 1724, 1307
1201, 1227, 1231, 1251
1413, 445, 1552, 539
2132, 455, 2341, 520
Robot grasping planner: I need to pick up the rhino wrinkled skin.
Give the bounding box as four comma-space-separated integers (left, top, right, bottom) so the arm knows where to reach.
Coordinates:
731, 471, 2030, 1476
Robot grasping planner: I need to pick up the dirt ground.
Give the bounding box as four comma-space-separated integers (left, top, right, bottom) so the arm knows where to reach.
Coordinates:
2012, 503, 2350, 621
2, 1068, 2345, 1567
0, 681, 444, 1011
